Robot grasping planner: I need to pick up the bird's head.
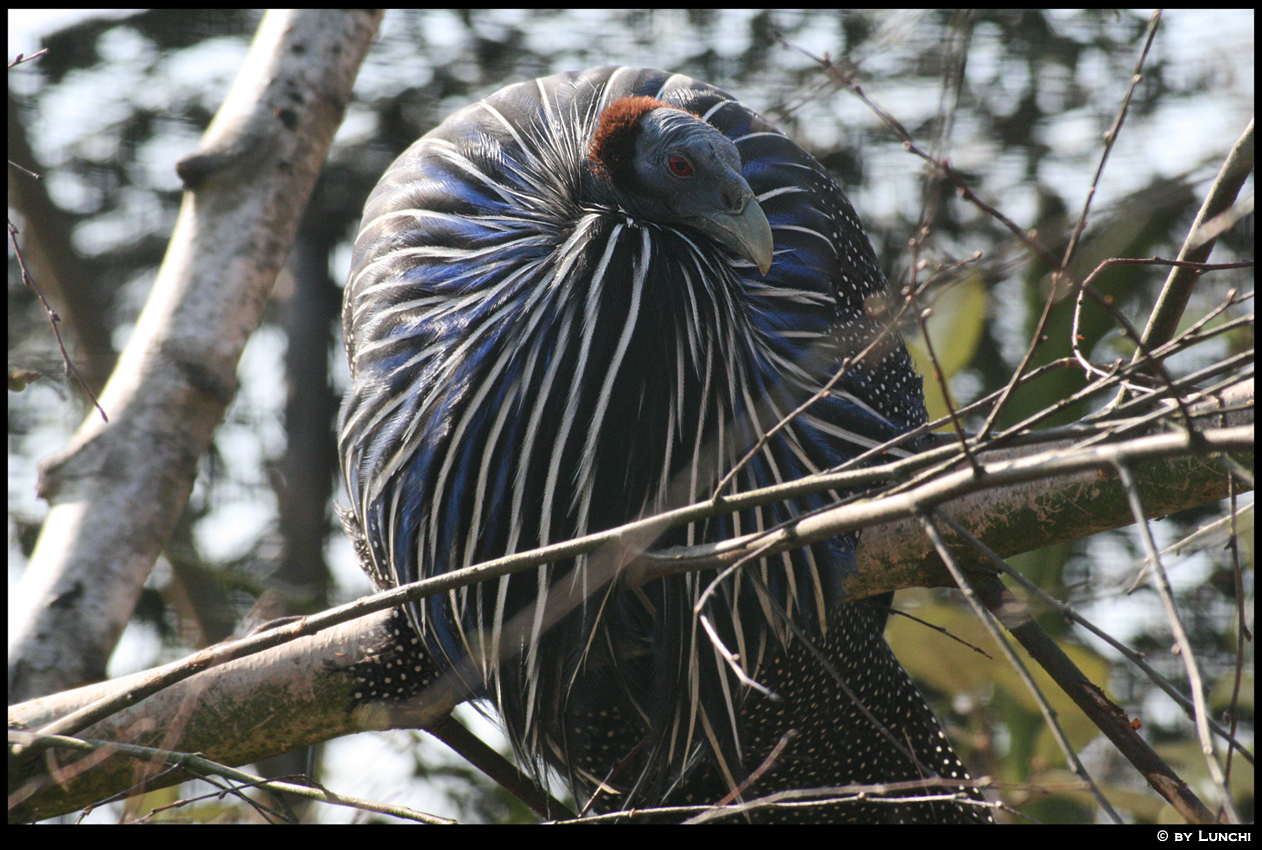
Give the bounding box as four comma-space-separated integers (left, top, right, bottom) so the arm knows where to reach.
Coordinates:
589, 96, 773, 275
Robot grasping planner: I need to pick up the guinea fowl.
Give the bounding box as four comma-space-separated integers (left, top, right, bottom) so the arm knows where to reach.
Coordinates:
340, 66, 989, 823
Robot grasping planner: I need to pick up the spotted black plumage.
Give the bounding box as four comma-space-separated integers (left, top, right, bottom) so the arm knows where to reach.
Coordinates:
340, 66, 990, 822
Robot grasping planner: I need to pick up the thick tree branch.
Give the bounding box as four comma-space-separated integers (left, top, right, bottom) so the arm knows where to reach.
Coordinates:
8, 10, 384, 703
9, 381, 1252, 822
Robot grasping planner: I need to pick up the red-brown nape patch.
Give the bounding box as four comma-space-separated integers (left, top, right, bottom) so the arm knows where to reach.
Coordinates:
588, 96, 695, 183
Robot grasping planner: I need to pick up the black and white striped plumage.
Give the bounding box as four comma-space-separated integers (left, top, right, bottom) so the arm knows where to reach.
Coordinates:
340, 66, 988, 822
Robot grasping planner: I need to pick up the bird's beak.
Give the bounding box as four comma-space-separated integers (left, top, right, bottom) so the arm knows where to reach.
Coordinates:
694, 194, 774, 276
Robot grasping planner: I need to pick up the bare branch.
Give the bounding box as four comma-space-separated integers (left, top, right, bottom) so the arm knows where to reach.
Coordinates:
8, 10, 384, 703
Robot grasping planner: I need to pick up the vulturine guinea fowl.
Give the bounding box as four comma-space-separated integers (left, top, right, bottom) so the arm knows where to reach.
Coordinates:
339, 66, 990, 823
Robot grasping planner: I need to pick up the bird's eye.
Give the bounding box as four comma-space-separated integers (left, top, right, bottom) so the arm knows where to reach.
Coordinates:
668, 154, 694, 178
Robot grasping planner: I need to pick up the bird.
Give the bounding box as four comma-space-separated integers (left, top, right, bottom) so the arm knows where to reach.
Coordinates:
339, 65, 990, 823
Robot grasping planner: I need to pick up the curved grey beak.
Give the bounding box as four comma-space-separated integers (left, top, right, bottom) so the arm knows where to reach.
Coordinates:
693, 193, 774, 276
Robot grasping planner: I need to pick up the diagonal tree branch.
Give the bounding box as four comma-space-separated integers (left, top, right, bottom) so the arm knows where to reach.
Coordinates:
9, 380, 1252, 822
8, 10, 384, 704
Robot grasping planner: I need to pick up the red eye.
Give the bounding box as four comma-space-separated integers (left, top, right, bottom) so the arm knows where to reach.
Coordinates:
668, 154, 693, 177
